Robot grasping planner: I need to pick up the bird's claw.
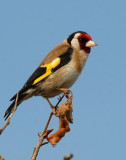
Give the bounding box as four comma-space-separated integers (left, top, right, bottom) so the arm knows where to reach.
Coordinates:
57, 88, 71, 99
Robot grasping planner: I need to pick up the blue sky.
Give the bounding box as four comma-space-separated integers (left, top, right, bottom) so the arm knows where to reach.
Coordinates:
0, 0, 126, 159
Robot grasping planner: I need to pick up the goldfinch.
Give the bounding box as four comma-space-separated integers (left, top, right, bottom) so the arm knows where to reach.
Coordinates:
4, 31, 97, 120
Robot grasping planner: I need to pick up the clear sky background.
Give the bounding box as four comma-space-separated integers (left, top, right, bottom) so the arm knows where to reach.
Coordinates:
0, 0, 126, 159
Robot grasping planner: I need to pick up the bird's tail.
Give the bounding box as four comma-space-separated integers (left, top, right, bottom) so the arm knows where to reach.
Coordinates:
4, 100, 20, 120
4, 89, 27, 120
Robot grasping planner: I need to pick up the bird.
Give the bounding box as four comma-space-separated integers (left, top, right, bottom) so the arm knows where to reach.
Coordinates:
4, 31, 97, 120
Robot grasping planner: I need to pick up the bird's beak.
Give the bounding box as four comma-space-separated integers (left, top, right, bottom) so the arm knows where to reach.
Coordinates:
85, 40, 97, 48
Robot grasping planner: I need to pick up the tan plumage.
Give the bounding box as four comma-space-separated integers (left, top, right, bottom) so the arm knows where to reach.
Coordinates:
4, 31, 97, 120
35, 40, 88, 97
39, 41, 70, 66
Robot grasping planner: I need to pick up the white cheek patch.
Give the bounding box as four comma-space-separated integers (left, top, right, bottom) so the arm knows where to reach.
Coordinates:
74, 33, 81, 38
71, 33, 81, 51
71, 38, 80, 51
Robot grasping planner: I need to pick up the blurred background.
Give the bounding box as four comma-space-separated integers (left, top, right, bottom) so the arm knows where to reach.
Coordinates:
0, 0, 126, 159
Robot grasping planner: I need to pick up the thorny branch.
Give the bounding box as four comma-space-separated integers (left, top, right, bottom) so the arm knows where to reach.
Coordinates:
0, 92, 19, 135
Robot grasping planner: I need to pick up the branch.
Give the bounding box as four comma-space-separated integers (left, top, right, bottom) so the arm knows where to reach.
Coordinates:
63, 154, 73, 160
0, 154, 5, 160
55, 94, 64, 107
31, 129, 53, 160
31, 88, 73, 159
0, 92, 19, 135
31, 112, 54, 160
42, 112, 53, 135
47, 89, 73, 146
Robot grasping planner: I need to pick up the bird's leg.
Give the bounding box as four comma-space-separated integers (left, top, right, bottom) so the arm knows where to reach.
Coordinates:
46, 94, 65, 116
46, 98, 57, 115
46, 98, 54, 109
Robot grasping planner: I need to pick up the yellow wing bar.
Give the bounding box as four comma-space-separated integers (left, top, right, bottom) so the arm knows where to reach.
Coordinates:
32, 58, 61, 85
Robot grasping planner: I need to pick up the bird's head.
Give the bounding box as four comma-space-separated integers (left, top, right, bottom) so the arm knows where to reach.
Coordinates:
67, 31, 97, 54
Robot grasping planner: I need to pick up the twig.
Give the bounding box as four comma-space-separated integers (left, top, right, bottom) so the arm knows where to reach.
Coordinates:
31, 94, 65, 159
0, 92, 19, 135
63, 154, 73, 160
42, 112, 53, 135
31, 129, 53, 160
0, 154, 5, 160
55, 94, 64, 107
31, 112, 53, 160
31, 88, 73, 160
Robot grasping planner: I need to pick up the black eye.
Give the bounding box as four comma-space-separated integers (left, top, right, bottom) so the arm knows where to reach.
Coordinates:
78, 38, 87, 44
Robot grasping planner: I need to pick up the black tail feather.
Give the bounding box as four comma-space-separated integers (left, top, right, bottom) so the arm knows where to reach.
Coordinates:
4, 101, 17, 120
10, 94, 17, 101
4, 92, 27, 120
10, 87, 28, 101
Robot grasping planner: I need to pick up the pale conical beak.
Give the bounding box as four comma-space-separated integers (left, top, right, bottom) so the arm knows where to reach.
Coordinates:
85, 40, 97, 47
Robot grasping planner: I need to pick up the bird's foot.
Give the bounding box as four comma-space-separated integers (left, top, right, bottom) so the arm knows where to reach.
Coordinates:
46, 98, 59, 116
46, 88, 72, 116
57, 88, 71, 99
